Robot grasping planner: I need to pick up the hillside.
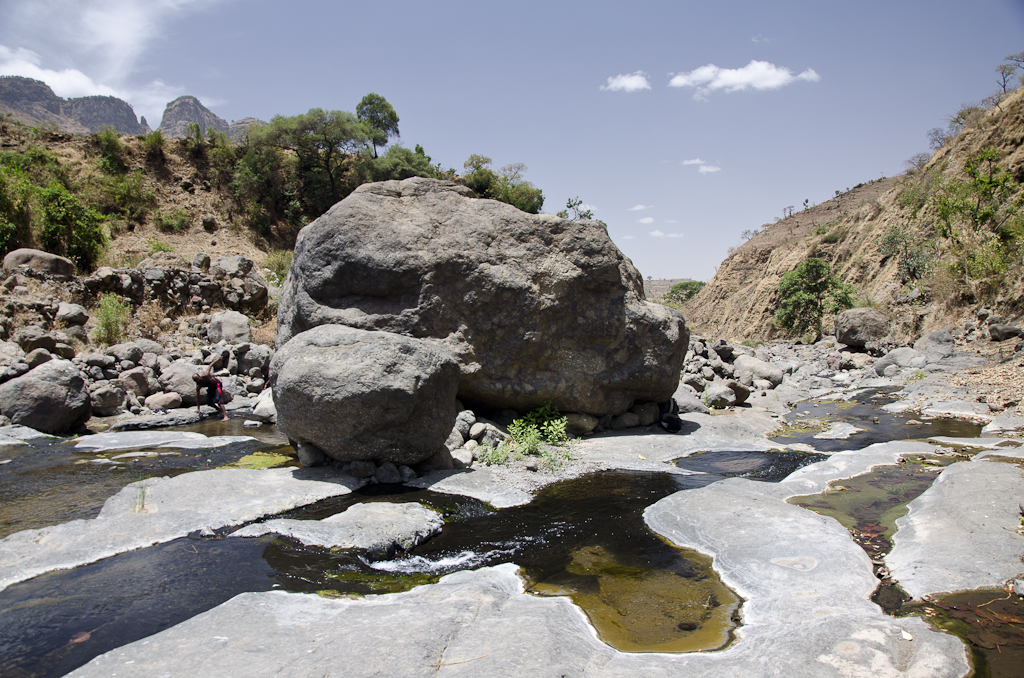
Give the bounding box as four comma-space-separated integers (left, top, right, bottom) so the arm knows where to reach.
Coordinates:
685, 87, 1024, 344
0, 76, 149, 135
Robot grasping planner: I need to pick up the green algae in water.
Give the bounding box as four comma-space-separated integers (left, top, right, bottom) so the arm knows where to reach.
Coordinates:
530, 543, 741, 653
787, 458, 951, 557
904, 590, 1024, 678
219, 446, 297, 470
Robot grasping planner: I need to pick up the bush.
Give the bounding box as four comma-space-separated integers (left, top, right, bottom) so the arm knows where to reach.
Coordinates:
774, 257, 854, 341
663, 280, 705, 305
0, 166, 32, 255
94, 126, 126, 175
99, 169, 154, 222
264, 249, 293, 284
37, 182, 106, 271
142, 130, 165, 161
92, 293, 130, 345
153, 208, 191, 233
148, 238, 173, 254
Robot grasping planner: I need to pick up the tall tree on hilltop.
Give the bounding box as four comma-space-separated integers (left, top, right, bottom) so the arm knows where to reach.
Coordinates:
357, 93, 400, 158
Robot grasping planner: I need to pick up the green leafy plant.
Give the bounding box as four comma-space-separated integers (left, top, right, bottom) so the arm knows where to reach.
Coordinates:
153, 207, 191, 233
556, 197, 594, 220
93, 292, 130, 345
142, 130, 165, 161
879, 224, 931, 283
94, 126, 126, 175
774, 257, 855, 341
100, 169, 154, 223
148, 237, 173, 254
0, 165, 32, 255
37, 182, 106, 271
264, 248, 293, 284
663, 280, 706, 306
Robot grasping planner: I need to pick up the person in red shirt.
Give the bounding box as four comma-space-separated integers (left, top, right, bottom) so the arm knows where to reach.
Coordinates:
192, 365, 228, 421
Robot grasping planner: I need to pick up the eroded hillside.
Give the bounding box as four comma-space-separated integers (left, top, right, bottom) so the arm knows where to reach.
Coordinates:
685, 88, 1024, 344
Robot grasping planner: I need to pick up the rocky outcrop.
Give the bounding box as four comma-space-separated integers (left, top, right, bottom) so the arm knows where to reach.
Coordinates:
157, 96, 229, 139
227, 117, 264, 143
271, 324, 460, 465
0, 77, 146, 134
0, 359, 90, 432
278, 177, 688, 417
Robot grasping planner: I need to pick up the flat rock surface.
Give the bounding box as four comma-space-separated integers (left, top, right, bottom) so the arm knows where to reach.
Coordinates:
0, 467, 358, 592
68, 472, 970, 678
407, 467, 533, 508
886, 459, 1024, 599
234, 502, 443, 553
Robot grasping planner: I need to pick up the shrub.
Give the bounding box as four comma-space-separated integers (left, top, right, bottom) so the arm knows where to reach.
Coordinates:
100, 169, 154, 222
94, 126, 126, 175
92, 293, 130, 345
663, 280, 705, 305
37, 182, 106, 271
142, 130, 165, 161
132, 301, 165, 340
0, 166, 32, 255
148, 238, 173, 254
264, 248, 293, 284
153, 208, 191, 233
774, 257, 854, 341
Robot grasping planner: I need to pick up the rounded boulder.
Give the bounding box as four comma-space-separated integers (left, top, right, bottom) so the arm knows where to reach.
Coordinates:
0, 359, 90, 432
271, 324, 460, 465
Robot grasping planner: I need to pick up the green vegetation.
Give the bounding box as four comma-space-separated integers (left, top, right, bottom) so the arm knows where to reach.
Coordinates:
37, 182, 106, 270
556, 197, 593, 220
774, 257, 854, 341
480, 400, 572, 468
97, 169, 155, 223
92, 292, 130, 345
879, 224, 931, 283
356, 93, 399, 158
931, 148, 1023, 299
142, 129, 165, 161
461, 155, 544, 214
153, 207, 191, 233
148, 238, 173, 254
93, 126, 126, 175
264, 248, 293, 284
663, 280, 706, 306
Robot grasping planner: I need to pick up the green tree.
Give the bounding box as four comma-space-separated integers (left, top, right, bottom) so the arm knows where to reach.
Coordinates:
356, 93, 399, 158
361, 145, 436, 182
265, 108, 367, 215
556, 197, 593, 220
37, 182, 106, 271
774, 257, 854, 341
493, 162, 544, 214
663, 280, 705, 305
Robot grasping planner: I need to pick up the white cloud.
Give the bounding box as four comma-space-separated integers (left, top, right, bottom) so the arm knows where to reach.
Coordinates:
669, 60, 820, 99
681, 158, 704, 165
628, 204, 650, 211
649, 230, 665, 237
637, 217, 655, 224
751, 34, 771, 44
0, 1, 229, 123
600, 71, 651, 92
698, 165, 721, 174
621, 235, 636, 240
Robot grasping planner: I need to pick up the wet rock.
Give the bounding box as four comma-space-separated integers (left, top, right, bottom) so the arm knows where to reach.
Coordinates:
272, 325, 460, 466
375, 461, 402, 484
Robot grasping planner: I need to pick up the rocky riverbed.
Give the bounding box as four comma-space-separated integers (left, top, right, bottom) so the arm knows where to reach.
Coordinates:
1, 326, 1022, 678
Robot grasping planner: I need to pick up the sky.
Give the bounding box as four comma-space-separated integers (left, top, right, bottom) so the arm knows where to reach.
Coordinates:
1, 0, 1023, 280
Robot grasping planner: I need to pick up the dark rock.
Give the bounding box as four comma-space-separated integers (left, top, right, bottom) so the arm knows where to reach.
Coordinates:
277, 177, 687, 417
834, 308, 890, 348
271, 324, 460, 465
0, 360, 90, 432
989, 324, 1023, 342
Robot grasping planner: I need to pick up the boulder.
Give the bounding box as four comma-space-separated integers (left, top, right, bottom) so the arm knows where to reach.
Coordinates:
0, 359, 90, 432
252, 387, 276, 423
703, 381, 736, 409
913, 330, 955, 362
144, 391, 182, 410
732, 355, 783, 388
157, 362, 206, 406
989, 324, 1023, 342
56, 302, 89, 326
2, 248, 75, 277
118, 366, 160, 398
105, 342, 145, 365
208, 310, 251, 344
834, 308, 890, 348
874, 347, 923, 376
271, 324, 460, 465
672, 385, 709, 415
90, 382, 126, 416
276, 177, 688, 417
13, 326, 57, 353
726, 379, 750, 405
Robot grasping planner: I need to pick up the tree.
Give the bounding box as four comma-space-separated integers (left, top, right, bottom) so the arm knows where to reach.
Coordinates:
361, 145, 436, 182
774, 257, 854, 341
459, 155, 544, 213
356, 93, 399, 158
996, 64, 1018, 94
265, 108, 367, 215
556, 197, 593, 220
663, 280, 705, 305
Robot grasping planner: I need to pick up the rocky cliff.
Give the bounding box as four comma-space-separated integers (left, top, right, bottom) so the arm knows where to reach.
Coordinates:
0, 76, 147, 135
685, 87, 1024, 344
157, 96, 229, 139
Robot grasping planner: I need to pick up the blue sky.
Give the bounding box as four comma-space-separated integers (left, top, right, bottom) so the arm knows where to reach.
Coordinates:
2, 0, 1023, 280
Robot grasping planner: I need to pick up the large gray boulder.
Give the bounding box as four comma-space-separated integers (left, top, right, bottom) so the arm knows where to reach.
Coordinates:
732, 355, 783, 388
207, 310, 251, 344
158, 362, 212, 406
277, 177, 688, 416
913, 330, 955, 362
0, 359, 90, 432
834, 307, 889, 348
271, 324, 460, 465
2, 248, 75, 277
874, 347, 923, 376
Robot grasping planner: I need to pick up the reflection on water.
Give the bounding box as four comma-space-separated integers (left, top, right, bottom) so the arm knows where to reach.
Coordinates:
675, 449, 827, 481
